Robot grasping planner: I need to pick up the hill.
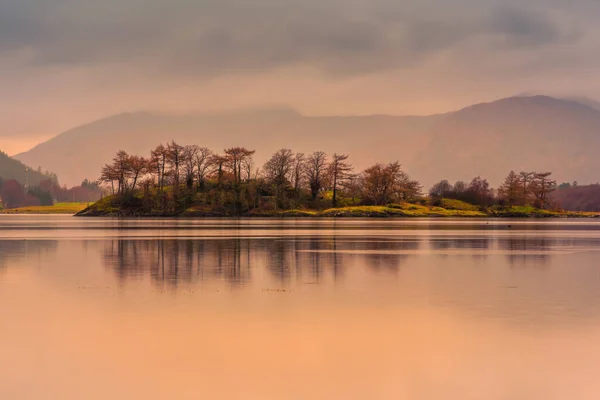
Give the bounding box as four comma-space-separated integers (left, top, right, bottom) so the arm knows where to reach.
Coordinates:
554, 184, 600, 212
0, 150, 57, 187
13, 96, 600, 188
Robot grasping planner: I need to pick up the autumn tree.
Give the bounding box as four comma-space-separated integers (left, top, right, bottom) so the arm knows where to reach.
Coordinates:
99, 150, 130, 194
530, 172, 557, 209
99, 151, 147, 195
519, 171, 535, 205
361, 162, 420, 205
305, 151, 328, 201
328, 154, 354, 207
127, 155, 148, 193
0, 179, 26, 208
498, 171, 522, 206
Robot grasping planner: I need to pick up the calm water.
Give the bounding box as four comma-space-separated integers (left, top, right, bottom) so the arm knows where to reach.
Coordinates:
2, 216, 600, 399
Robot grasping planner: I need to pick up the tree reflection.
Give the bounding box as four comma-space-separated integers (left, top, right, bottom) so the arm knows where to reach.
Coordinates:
101, 237, 424, 287
498, 237, 552, 267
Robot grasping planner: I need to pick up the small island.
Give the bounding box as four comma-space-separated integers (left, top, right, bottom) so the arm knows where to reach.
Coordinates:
75, 142, 599, 218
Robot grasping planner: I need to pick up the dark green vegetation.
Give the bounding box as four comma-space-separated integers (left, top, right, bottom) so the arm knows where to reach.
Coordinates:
0, 150, 57, 187
76, 143, 599, 218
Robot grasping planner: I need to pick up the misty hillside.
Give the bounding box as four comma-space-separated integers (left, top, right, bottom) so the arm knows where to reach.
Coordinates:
0, 150, 57, 187
14, 96, 600, 188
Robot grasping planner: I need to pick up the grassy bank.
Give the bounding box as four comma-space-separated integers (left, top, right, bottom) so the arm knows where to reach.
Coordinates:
76, 196, 599, 218
1, 202, 89, 215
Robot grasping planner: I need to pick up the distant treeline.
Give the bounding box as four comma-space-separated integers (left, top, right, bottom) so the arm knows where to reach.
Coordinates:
554, 183, 600, 212
0, 178, 102, 209
93, 141, 591, 215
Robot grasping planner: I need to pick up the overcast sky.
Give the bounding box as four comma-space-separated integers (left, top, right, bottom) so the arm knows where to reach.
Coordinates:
2, 0, 600, 154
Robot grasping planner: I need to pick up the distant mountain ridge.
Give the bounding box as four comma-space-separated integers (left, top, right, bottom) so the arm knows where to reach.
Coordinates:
14, 95, 600, 188
0, 150, 57, 187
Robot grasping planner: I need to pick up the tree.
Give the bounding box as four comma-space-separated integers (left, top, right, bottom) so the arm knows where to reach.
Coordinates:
530, 172, 557, 209
361, 162, 420, 205
453, 181, 466, 194
99, 150, 129, 194
429, 180, 452, 198
209, 154, 228, 185
306, 151, 328, 201
166, 141, 184, 190
519, 171, 535, 205
194, 147, 213, 190
0, 179, 26, 208
150, 144, 168, 196
466, 176, 492, 206
328, 154, 354, 207
498, 171, 522, 206
263, 149, 295, 204
291, 153, 306, 194
127, 155, 148, 193
182, 145, 199, 189
224, 147, 256, 185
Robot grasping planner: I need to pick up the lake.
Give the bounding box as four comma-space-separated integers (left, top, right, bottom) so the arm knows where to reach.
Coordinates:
2, 215, 600, 399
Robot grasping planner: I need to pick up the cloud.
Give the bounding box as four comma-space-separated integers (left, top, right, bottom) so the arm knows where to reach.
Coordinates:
0, 0, 582, 76
0, 0, 598, 149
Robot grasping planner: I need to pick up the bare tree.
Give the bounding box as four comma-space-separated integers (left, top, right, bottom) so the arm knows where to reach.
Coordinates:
241, 157, 255, 182
291, 152, 306, 194
224, 147, 256, 184
182, 145, 199, 189
166, 141, 184, 190
305, 151, 328, 201
429, 180, 452, 198
99, 151, 147, 195
519, 171, 535, 205
466, 176, 492, 206
194, 147, 213, 190
127, 155, 148, 193
209, 154, 228, 185
361, 162, 420, 205
531, 172, 557, 209
150, 144, 168, 195
263, 149, 295, 200
328, 153, 354, 207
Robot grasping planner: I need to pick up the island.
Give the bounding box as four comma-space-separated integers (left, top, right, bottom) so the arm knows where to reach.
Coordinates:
73, 143, 599, 218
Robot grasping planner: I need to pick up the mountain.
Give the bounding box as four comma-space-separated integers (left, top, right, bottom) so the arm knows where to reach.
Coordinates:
13, 96, 600, 188
563, 96, 600, 111
0, 150, 57, 187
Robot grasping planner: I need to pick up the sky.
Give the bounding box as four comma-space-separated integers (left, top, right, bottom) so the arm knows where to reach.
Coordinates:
2, 0, 600, 155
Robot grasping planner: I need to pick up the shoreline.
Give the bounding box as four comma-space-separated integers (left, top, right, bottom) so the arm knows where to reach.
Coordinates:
74, 208, 600, 219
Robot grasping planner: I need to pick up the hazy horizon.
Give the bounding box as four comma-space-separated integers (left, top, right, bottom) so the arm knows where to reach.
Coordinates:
3, 0, 600, 155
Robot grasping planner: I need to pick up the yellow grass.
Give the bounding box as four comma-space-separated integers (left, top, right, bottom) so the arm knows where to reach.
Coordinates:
1, 202, 89, 215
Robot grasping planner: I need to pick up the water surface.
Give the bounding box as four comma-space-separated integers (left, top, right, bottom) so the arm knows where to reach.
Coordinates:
2, 216, 600, 399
